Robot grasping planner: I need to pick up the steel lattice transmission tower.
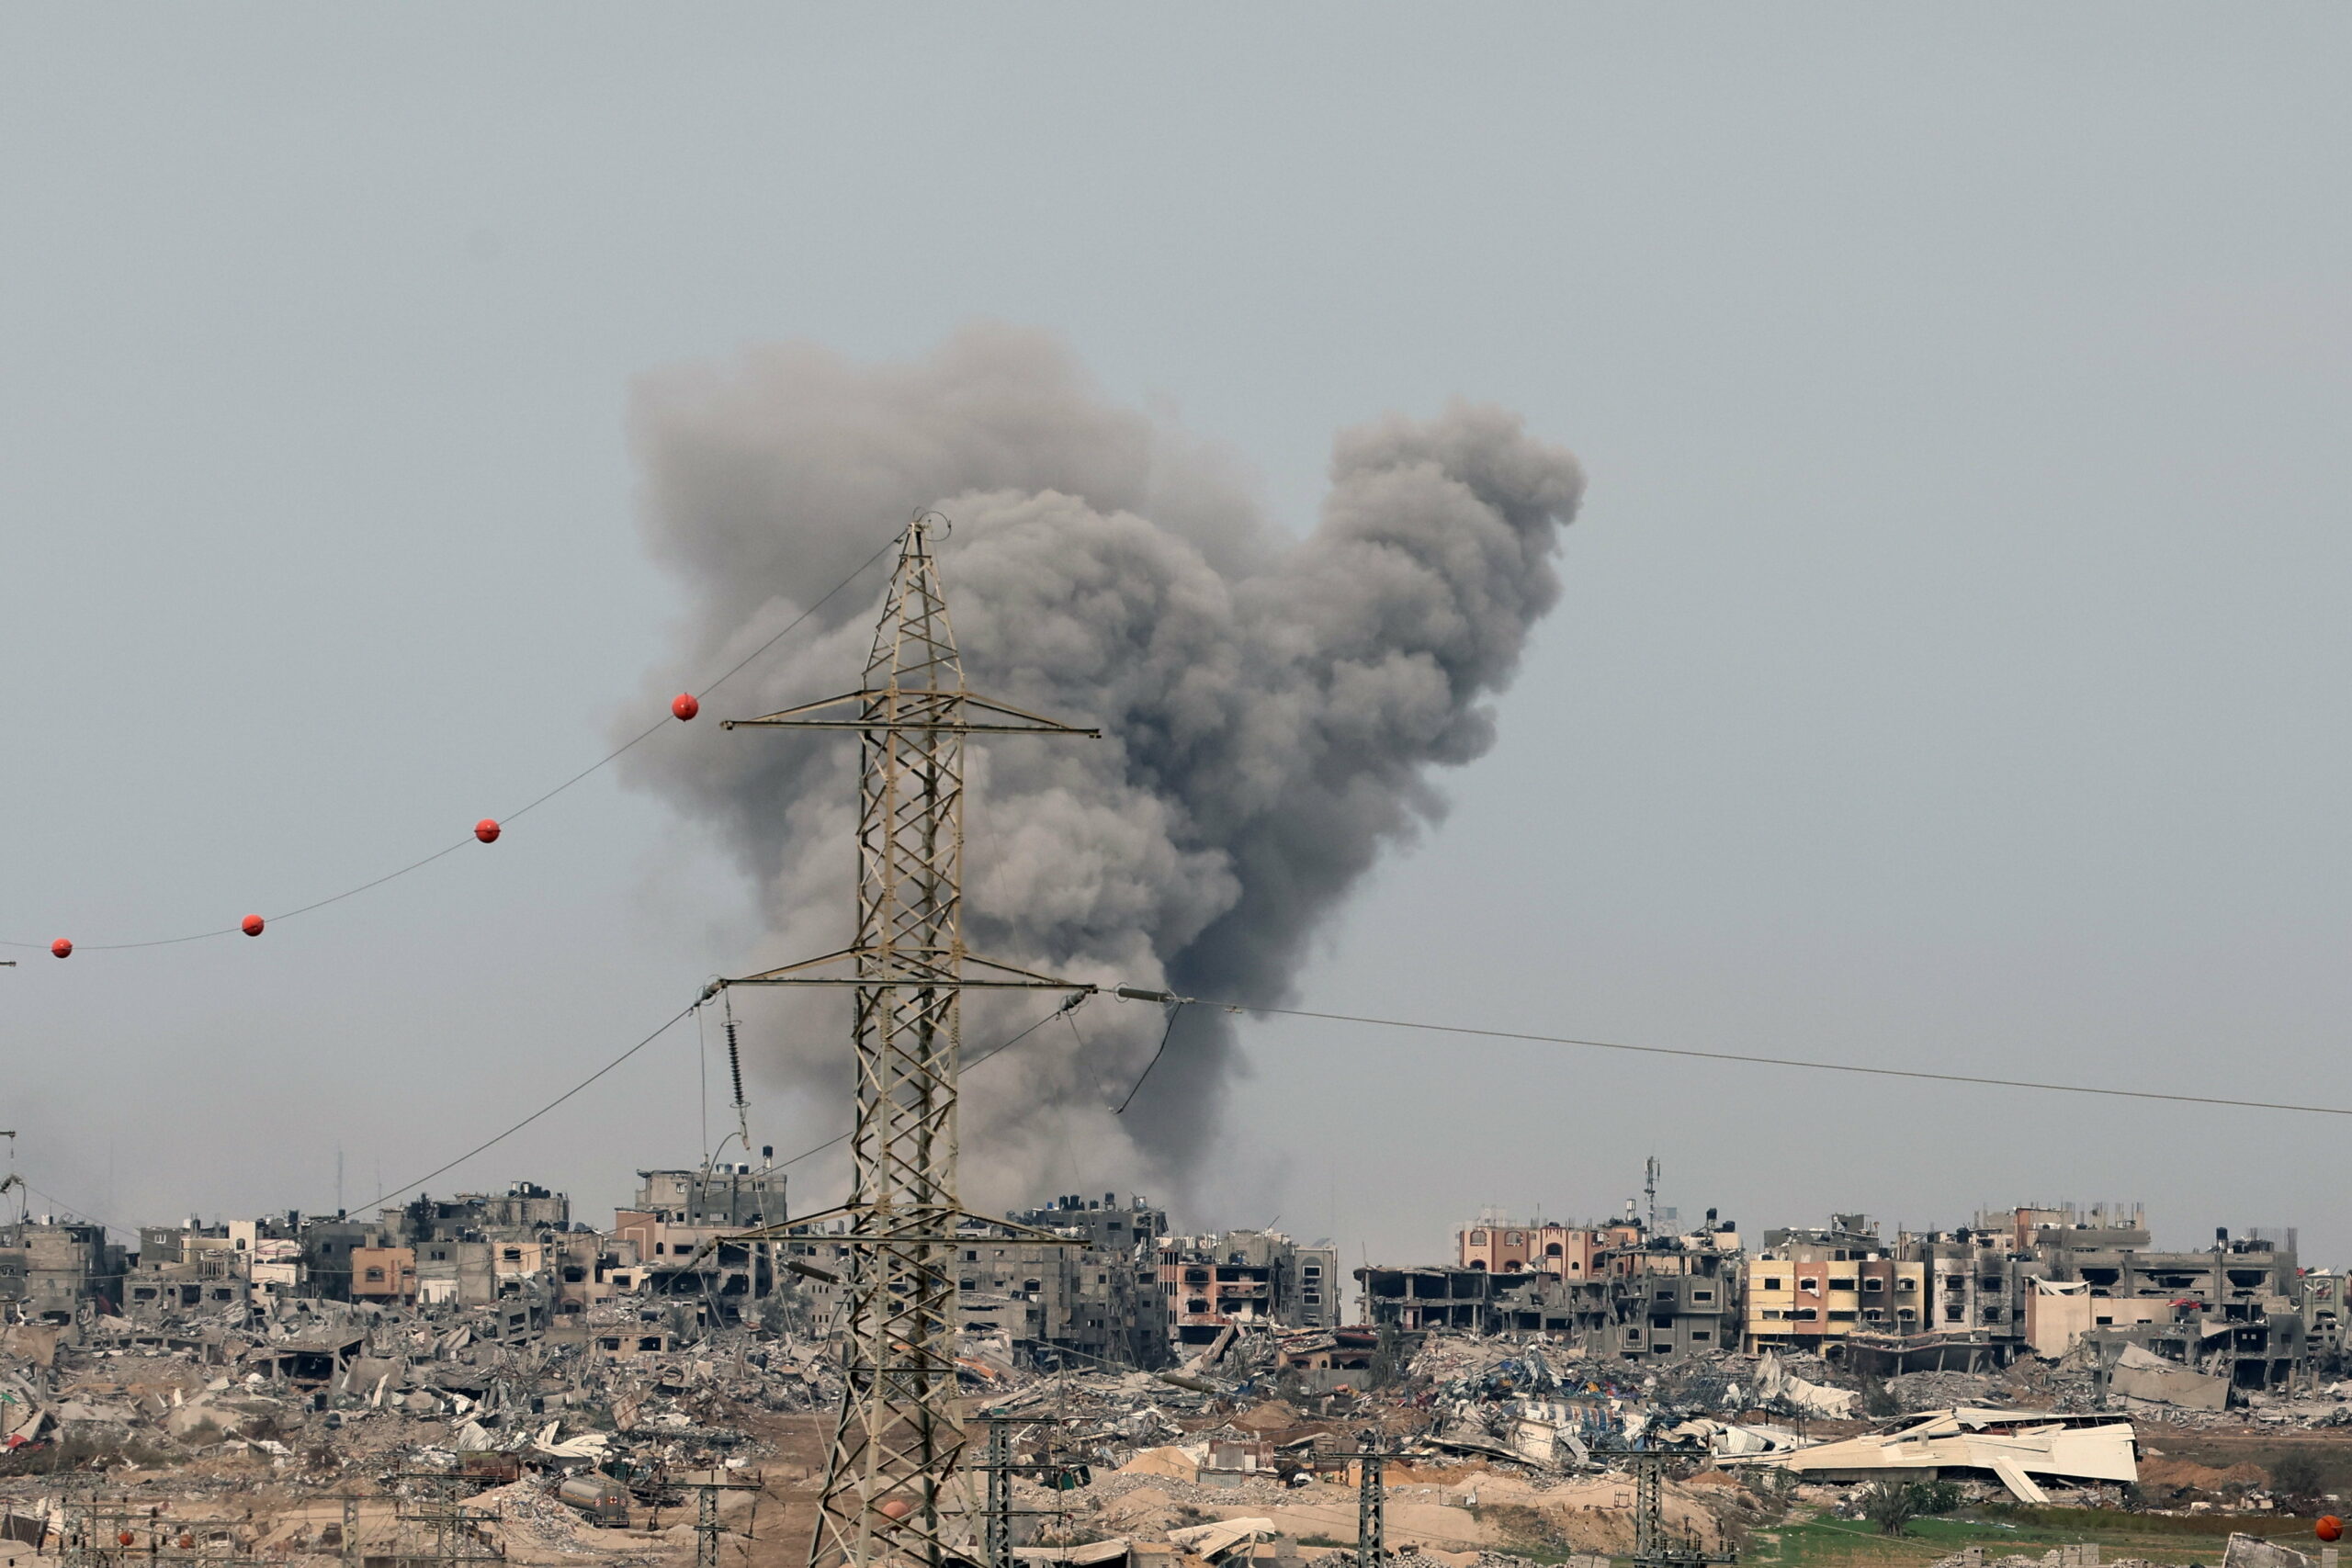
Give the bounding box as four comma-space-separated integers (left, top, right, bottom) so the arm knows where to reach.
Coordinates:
709, 513, 1097, 1568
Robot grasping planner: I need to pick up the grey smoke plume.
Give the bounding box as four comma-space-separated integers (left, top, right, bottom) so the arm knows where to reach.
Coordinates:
621, 324, 1584, 1206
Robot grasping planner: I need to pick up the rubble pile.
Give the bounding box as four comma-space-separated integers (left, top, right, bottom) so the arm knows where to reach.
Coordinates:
0, 1292, 819, 1568
13, 1278, 2352, 1567
1883, 1370, 2008, 1412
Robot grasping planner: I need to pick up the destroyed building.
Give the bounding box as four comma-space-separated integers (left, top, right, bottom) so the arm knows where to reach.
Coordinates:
1356, 1261, 1569, 1335
547, 1227, 645, 1317
127, 1221, 253, 1314
0, 1220, 123, 1321
1158, 1228, 1337, 1351
299, 1213, 388, 1300
614, 1165, 783, 1317
630, 1163, 787, 1227
1724, 1407, 2140, 1506
775, 1193, 1182, 1370
1600, 1213, 1742, 1357
2030, 1216, 2306, 1390
901, 1196, 1175, 1370
383, 1183, 573, 1242
1362, 1208, 1742, 1359
1724, 1205, 2308, 1386
990, 1193, 1170, 1369
2301, 1268, 2345, 1360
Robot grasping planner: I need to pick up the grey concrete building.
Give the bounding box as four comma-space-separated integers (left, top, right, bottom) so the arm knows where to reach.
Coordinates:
382, 1182, 571, 1245
1359, 1223, 1741, 1361
634, 1165, 787, 1229
0, 1222, 124, 1320
995, 1193, 1170, 1369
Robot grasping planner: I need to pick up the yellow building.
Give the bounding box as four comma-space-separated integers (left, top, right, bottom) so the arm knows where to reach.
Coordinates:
1745, 1246, 1925, 1353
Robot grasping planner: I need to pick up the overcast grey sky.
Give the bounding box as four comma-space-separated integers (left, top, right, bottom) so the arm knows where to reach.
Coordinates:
4, 8, 2349, 1266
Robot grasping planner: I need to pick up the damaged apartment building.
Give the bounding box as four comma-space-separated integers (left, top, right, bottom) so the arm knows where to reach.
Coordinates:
776, 1193, 1172, 1369
612, 1159, 787, 1316
2018, 1208, 2307, 1391
0, 1219, 125, 1322
1159, 1226, 1339, 1352
1746, 1214, 1935, 1361
771, 1203, 1166, 1363
1355, 1196, 2326, 1397
1746, 1206, 2307, 1391
951, 1194, 1171, 1369
1358, 1209, 1743, 1359
783, 1198, 1335, 1372
125, 1183, 581, 1326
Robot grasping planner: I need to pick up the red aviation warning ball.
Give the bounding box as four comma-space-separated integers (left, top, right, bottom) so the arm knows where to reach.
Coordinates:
474, 818, 501, 844
671, 693, 700, 721
241, 915, 265, 937
2319, 1519, 2343, 1543
50, 939, 71, 959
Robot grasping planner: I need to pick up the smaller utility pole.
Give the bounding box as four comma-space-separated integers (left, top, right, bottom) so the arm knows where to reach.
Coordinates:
668, 1470, 762, 1568
1633, 1450, 1663, 1563
970, 1416, 1064, 1568
394, 1471, 505, 1568
1623, 1448, 1736, 1568
1333, 1430, 1416, 1568
981, 1419, 1018, 1568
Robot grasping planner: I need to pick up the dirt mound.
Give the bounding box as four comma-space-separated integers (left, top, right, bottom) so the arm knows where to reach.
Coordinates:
1231, 1402, 1299, 1433
2139, 1454, 2267, 1493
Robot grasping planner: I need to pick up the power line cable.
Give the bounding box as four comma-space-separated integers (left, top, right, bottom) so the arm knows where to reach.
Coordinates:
348, 988, 1077, 1230
1113, 1001, 1183, 1115
1171, 996, 2352, 1119
49, 980, 2335, 1251
493, 533, 895, 832
3, 536, 897, 953
770, 996, 1085, 1174
356, 1003, 696, 1210
689, 536, 899, 703
16, 1180, 126, 1241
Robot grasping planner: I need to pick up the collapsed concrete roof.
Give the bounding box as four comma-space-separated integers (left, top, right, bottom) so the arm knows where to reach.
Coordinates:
1723, 1407, 2137, 1504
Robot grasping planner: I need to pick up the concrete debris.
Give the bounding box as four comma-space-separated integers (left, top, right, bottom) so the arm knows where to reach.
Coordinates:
1725, 1408, 2139, 1501
1167, 1517, 1277, 1560
2105, 1343, 2232, 1412
2223, 1536, 2320, 1568
1753, 1352, 1860, 1419
14, 1183, 2352, 1567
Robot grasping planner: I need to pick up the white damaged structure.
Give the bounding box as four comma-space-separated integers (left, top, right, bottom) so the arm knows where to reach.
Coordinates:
1722, 1407, 2136, 1505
